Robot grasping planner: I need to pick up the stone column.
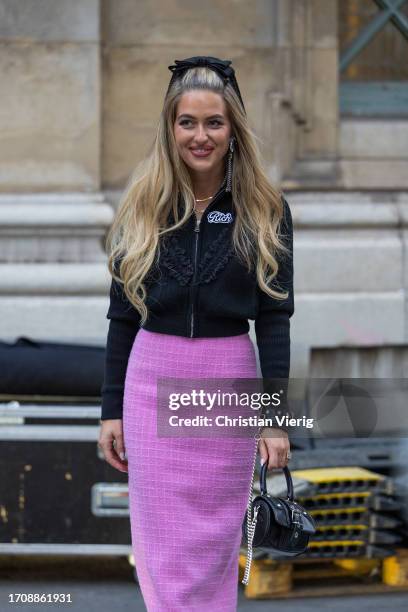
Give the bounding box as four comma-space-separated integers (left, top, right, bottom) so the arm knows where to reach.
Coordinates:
280, 0, 339, 188
0, 0, 112, 343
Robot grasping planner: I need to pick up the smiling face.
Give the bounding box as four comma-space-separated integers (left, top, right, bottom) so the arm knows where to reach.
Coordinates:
173, 90, 232, 179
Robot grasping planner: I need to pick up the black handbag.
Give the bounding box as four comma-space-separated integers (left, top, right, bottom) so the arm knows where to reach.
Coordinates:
241, 439, 317, 584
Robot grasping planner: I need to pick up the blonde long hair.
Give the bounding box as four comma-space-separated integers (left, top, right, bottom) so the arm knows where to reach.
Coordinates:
105, 66, 290, 325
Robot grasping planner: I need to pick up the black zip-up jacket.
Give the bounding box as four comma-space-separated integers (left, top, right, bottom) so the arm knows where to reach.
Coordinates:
100, 184, 294, 427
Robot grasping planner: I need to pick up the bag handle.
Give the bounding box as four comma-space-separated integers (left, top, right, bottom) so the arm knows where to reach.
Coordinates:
260, 463, 294, 502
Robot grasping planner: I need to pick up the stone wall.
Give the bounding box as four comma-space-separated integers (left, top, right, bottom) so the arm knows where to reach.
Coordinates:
0, 0, 101, 191
0, 0, 406, 375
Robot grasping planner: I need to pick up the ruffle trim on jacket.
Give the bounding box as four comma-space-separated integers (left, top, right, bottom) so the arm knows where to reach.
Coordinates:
197, 225, 235, 284
161, 234, 194, 286
159, 226, 236, 287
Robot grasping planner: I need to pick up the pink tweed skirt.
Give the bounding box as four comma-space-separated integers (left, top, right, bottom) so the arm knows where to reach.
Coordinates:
123, 328, 258, 612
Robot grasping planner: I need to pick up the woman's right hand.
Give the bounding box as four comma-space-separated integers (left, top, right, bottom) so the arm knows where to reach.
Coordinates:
98, 419, 128, 473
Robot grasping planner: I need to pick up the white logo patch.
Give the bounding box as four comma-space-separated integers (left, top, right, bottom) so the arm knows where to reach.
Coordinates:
207, 211, 233, 224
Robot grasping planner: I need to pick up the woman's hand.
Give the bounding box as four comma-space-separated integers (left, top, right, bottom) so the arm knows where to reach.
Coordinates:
98, 419, 128, 473
258, 427, 290, 470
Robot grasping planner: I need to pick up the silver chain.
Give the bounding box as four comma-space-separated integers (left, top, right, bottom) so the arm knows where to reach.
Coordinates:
241, 426, 262, 585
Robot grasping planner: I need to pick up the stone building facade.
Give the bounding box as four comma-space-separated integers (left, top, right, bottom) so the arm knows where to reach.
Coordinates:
0, 0, 407, 380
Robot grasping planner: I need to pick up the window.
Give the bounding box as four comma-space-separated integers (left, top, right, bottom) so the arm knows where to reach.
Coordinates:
338, 0, 408, 116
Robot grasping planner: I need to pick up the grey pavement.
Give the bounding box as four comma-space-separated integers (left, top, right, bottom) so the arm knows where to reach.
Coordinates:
0, 557, 407, 611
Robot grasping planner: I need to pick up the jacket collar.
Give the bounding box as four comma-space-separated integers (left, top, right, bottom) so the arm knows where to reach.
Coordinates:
175, 185, 233, 222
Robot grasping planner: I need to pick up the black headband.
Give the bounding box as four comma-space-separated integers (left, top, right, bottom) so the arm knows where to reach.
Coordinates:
167, 55, 246, 114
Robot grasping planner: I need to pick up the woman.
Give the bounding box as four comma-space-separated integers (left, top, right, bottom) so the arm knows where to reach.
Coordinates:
98, 56, 294, 611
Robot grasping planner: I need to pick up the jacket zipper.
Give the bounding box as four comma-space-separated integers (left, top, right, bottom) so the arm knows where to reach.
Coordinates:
190, 216, 201, 337
189, 185, 228, 338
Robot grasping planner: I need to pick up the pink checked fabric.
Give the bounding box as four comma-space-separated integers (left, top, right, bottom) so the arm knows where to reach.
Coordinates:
123, 328, 258, 611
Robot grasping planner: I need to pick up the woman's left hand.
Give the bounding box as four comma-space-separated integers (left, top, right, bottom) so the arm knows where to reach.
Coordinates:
258, 427, 290, 469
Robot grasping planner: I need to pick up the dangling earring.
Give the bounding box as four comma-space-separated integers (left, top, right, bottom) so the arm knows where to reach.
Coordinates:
226, 136, 235, 193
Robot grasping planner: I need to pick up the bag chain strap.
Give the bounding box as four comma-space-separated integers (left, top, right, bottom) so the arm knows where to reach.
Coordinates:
241, 427, 262, 586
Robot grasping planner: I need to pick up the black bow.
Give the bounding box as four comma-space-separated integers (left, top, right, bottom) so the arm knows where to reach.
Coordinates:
168, 56, 235, 83
167, 55, 246, 113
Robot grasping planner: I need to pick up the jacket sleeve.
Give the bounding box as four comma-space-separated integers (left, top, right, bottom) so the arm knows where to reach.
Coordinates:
254, 196, 294, 431
100, 276, 141, 421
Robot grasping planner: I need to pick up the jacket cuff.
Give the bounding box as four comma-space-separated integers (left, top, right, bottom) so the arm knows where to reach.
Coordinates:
100, 391, 124, 420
